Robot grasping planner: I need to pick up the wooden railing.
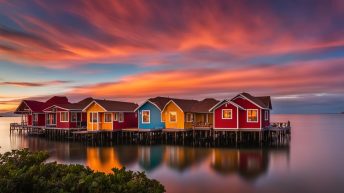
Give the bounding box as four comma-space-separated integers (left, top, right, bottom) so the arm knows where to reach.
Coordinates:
270, 121, 291, 129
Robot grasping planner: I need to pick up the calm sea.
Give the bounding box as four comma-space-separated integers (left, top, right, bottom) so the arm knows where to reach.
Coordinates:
1, 114, 344, 193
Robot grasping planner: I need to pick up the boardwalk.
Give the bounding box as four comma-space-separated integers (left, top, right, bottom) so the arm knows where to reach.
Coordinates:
9, 122, 291, 147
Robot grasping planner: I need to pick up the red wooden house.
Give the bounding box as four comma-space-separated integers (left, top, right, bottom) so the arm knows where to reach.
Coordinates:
14, 96, 69, 126
210, 93, 272, 130
43, 98, 93, 129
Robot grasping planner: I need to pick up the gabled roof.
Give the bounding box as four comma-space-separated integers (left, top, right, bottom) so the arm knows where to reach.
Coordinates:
162, 98, 219, 113
15, 96, 70, 113
20, 100, 45, 112
44, 97, 94, 111
236, 92, 272, 109
191, 98, 219, 113
172, 98, 199, 112
135, 96, 172, 112
84, 99, 138, 112
45, 96, 69, 106
148, 97, 172, 110
209, 99, 245, 112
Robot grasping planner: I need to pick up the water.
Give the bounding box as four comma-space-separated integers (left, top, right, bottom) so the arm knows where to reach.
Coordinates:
1, 114, 344, 193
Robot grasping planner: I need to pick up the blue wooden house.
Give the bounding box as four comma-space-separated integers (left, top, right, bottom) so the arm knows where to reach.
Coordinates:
135, 97, 171, 130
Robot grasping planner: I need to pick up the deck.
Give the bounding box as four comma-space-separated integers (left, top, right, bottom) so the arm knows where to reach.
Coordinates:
9, 121, 291, 146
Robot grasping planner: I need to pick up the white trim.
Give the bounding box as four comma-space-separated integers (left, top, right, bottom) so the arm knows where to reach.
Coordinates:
260, 109, 262, 128
209, 99, 245, 112
114, 112, 118, 121
134, 100, 161, 112
60, 111, 69, 122
185, 113, 193, 122
222, 109, 232, 119
237, 108, 239, 129
247, 109, 258, 123
233, 94, 269, 110
161, 100, 184, 113
71, 112, 78, 123
118, 112, 124, 123
264, 110, 269, 121
82, 100, 107, 112
141, 110, 151, 124
104, 112, 112, 123
15, 101, 33, 113
169, 111, 177, 123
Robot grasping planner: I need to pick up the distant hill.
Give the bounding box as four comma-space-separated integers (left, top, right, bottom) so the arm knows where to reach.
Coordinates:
0, 112, 20, 117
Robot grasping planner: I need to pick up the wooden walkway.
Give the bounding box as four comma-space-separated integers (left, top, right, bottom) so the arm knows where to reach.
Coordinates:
9, 122, 291, 147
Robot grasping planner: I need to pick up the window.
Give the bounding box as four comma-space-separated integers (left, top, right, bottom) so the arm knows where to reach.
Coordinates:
118, 112, 124, 122
90, 112, 98, 122
71, 112, 78, 122
169, 112, 177, 122
222, 109, 232, 119
114, 113, 118, 121
104, 113, 112, 123
33, 114, 38, 122
60, 112, 69, 122
186, 113, 193, 122
142, 110, 150, 124
247, 109, 258, 122
265, 111, 269, 121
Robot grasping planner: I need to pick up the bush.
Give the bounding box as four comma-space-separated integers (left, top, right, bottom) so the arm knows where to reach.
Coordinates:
0, 149, 165, 193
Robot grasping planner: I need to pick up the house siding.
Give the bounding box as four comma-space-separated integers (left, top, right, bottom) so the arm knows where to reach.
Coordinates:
233, 97, 261, 129
86, 103, 105, 131
162, 102, 184, 129
113, 112, 138, 130
138, 102, 165, 130
214, 102, 238, 129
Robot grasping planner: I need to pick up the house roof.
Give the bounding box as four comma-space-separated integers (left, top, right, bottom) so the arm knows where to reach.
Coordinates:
45, 96, 69, 106
171, 98, 199, 112
15, 96, 70, 113
23, 100, 45, 112
148, 96, 172, 110
163, 98, 219, 113
209, 99, 245, 112
91, 99, 138, 112
239, 93, 272, 109
52, 97, 94, 111
191, 98, 220, 113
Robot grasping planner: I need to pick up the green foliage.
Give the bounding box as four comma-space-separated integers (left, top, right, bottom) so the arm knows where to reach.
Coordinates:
0, 149, 165, 193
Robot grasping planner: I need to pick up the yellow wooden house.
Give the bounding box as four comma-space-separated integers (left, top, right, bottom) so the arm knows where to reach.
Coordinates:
83, 99, 138, 131
161, 98, 219, 130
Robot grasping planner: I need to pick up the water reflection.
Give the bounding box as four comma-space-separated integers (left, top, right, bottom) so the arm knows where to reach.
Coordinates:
10, 134, 87, 164
139, 145, 164, 171
8, 131, 289, 184
165, 146, 211, 172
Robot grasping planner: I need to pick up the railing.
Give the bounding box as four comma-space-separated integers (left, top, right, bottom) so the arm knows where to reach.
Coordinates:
192, 122, 212, 128
270, 121, 291, 129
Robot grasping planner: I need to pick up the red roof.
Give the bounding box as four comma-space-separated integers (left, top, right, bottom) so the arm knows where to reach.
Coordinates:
15, 96, 70, 113
85, 99, 138, 112
237, 93, 272, 109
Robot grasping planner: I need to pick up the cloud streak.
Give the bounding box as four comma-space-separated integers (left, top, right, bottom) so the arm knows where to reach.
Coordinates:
0, 80, 72, 87
0, 0, 343, 68
71, 58, 344, 100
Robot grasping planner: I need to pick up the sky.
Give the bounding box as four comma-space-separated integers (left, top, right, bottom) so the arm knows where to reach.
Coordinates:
0, 0, 344, 114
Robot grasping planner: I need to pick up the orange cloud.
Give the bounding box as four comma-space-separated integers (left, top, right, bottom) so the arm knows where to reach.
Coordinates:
71, 58, 344, 100
1, 0, 344, 67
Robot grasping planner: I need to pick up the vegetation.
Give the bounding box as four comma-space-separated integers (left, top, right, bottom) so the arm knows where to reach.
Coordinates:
0, 149, 165, 193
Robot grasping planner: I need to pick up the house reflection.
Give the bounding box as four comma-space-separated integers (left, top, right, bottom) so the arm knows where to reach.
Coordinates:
11, 134, 87, 163
115, 145, 138, 166
86, 147, 122, 173
165, 146, 211, 172
211, 148, 289, 181
138, 145, 164, 171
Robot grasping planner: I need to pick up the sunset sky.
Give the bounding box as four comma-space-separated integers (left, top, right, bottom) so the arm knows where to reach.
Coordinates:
1, 0, 344, 113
